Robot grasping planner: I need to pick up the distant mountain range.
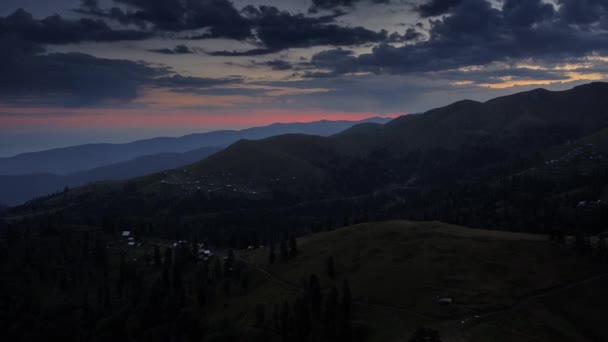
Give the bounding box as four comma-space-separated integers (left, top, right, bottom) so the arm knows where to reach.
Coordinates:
0, 146, 221, 205
0, 117, 392, 205
158, 82, 608, 196
0, 117, 391, 176
5, 83, 608, 266
7, 83, 608, 220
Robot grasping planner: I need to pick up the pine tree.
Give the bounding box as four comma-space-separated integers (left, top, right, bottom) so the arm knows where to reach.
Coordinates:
226, 249, 235, 273
161, 263, 170, 295
324, 286, 338, 338
327, 256, 336, 279
309, 274, 322, 318
255, 304, 266, 327
280, 239, 289, 261
408, 327, 442, 342
288, 236, 298, 258
117, 252, 126, 297
153, 245, 161, 269
269, 242, 276, 265
342, 278, 351, 317
164, 247, 173, 267
281, 301, 291, 342
172, 263, 182, 290
213, 258, 223, 281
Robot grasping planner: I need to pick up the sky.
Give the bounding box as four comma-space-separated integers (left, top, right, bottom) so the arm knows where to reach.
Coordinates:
1, 0, 607, 156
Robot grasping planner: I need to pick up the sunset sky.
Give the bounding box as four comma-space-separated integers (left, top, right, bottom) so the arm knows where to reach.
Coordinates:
1, 0, 607, 156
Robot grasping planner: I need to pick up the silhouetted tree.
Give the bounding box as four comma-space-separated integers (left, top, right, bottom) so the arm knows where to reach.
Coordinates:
289, 236, 298, 258
213, 258, 223, 280
269, 242, 276, 265
408, 327, 442, 342
280, 239, 289, 261
309, 274, 322, 318
154, 245, 161, 269
255, 304, 266, 327
324, 286, 338, 338
342, 278, 351, 317
327, 256, 336, 279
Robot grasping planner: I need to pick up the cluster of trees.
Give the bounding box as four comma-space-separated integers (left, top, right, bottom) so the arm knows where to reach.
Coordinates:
252, 274, 354, 342
385, 168, 608, 236
268, 236, 297, 264
408, 327, 442, 342
0, 218, 259, 342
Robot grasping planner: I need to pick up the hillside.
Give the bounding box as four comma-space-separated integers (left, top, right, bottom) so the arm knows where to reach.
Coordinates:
0, 146, 221, 206
6, 83, 608, 239
3, 219, 606, 342
144, 82, 608, 197
0, 117, 391, 175
239, 221, 608, 342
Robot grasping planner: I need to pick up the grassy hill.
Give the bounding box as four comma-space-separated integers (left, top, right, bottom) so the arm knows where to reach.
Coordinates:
234, 221, 608, 342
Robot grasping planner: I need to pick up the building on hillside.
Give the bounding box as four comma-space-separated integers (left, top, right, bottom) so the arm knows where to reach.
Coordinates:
436, 297, 453, 305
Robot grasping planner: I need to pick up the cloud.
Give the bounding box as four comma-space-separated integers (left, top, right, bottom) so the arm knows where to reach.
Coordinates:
557, 0, 608, 27
78, 0, 253, 40
0, 47, 164, 105
502, 0, 555, 27
0, 35, 242, 106
417, 0, 463, 17
148, 44, 196, 54
309, 0, 390, 11
154, 75, 242, 88
209, 5, 387, 56
389, 27, 424, 42
0, 8, 151, 44
262, 60, 293, 71
207, 47, 281, 56
308, 0, 608, 75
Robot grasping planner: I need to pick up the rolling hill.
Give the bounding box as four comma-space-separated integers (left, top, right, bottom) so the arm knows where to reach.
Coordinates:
235, 220, 608, 342
0, 117, 392, 176
6, 83, 608, 238
0, 146, 221, 205
140, 82, 608, 196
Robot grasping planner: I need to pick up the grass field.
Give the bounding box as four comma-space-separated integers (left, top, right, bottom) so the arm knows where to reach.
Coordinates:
236, 221, 608, 341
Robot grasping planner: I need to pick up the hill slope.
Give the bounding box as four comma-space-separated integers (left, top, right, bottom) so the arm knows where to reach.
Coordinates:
240, 221, 608, 342
148, 82, 608, 196
0, 146, 221, 205
0, 117, 392, 175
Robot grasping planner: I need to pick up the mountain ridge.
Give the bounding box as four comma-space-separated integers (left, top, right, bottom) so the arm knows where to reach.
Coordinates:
0, 117, 393, 175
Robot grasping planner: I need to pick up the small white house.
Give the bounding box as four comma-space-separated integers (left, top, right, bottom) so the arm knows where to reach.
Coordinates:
437, 297, 453, 305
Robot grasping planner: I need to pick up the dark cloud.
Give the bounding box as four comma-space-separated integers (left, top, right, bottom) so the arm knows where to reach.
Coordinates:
437, 66, 572, 84
389, 27, 424, 42
503, 0, 554, 27
417, 0, 463, 17
309, 0, 608, 76
148, 44, 196, 54
0, 35, 240, 106
262, 60, 293, 71
154, 75, 242, 88
78, 0, 253, 40
0, 44, 164, 105
0, 8, 151, 44
169, 86, 270, 97
209, 5, 387, 56
309, 0, 390, 11
557, 0, 608, 26
207, 47, 280, 57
